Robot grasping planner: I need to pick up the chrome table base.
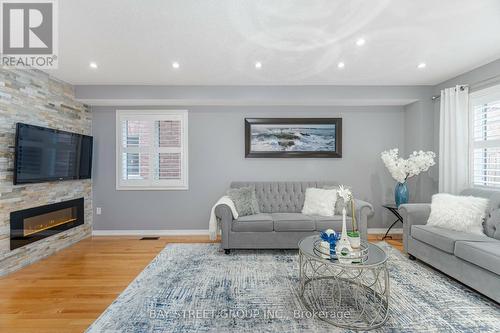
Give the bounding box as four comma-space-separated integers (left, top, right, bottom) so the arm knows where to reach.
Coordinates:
299, 250, 390, 330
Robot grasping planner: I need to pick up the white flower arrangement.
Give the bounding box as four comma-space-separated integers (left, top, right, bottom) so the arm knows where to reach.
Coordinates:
381, 148, 436, 183
337, 185, 352, 206
337, 184, 357, 233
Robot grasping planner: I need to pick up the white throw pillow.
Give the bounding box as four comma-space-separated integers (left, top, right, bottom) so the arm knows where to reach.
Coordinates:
301, 188, 337, 217
426, 193, 489, 235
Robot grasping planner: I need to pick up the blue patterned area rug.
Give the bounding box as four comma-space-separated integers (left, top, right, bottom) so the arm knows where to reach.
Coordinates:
86, 242, 500, 333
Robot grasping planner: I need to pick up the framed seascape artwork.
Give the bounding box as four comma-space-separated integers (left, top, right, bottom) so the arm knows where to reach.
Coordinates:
245, 118, 342, 158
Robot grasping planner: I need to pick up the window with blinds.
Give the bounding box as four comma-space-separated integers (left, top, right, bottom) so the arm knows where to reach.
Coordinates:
116, 110, 188, 190
471, 85, 500, 188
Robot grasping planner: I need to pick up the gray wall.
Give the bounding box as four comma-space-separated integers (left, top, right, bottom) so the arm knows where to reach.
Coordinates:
434, 58, 500, 93
87, 59, 500, 232
92, 105, 405, 230
403, 87, 437, 203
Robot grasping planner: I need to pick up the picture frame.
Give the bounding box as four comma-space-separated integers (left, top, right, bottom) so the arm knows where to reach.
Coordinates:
245, 118, 342, 158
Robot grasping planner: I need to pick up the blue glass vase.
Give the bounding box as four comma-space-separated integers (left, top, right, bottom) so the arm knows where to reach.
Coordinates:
395, 182, 409, 207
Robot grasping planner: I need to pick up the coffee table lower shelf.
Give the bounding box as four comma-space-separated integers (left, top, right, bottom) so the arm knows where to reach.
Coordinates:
298, 239, 390, 330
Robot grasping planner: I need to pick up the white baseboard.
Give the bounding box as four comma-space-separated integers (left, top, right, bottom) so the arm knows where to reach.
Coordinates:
92, 229, 209, 236
92, 228, 402, 236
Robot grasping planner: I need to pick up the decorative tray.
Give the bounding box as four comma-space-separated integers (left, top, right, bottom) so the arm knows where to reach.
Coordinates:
313, 238, 369, 263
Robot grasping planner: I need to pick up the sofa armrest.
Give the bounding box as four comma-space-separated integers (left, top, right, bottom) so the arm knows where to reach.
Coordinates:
351, 199, 374, 241
215, 204, 233, 220
398, 203, 431, 252
215, 204, 233, 249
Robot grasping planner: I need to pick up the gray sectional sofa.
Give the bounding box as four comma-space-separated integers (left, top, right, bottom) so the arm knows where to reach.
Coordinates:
399, 188, 500, 303
215, 181, 374, 253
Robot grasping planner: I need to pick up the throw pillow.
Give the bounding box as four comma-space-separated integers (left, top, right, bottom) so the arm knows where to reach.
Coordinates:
323, 185, 343, 215
226, 186, 260, 217
302, 188, 337, 217
426, 193, 489, 235
483, 208, 500, 240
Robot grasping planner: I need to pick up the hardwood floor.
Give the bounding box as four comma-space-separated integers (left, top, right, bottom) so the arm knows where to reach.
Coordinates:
0, 234, 402, 333
371, 233, 404, 251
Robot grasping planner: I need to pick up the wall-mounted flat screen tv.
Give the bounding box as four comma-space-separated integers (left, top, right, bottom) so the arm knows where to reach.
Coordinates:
14, 123, 93, 185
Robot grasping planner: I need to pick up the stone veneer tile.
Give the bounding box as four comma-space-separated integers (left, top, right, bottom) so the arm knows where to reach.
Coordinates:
0, 68, 92, 276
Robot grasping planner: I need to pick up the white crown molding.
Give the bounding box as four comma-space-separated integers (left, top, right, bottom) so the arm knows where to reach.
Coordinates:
91, 228, 402, 236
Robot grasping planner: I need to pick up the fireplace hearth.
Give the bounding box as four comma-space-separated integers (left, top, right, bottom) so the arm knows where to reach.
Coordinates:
10, 198, 84, 250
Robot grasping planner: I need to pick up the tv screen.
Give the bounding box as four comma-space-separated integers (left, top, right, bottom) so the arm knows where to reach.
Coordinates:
14, 123, 93, 184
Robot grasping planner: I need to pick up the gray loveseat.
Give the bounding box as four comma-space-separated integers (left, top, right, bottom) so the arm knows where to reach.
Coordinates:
399, 188, 500, 303
215, 181, 374, 253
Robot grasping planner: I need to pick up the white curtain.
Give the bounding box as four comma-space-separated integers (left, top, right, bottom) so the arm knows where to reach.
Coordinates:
439, 85, 470, 194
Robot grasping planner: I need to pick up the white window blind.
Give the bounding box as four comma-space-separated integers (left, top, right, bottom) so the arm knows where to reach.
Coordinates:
116, 110, 188, 190
471, 85, 500, 188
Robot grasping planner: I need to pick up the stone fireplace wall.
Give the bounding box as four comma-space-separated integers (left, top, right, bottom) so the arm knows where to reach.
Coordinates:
0, 68, 92, 276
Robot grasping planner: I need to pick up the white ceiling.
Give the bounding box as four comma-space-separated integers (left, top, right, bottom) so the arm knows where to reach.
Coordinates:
46, 0, 500, 86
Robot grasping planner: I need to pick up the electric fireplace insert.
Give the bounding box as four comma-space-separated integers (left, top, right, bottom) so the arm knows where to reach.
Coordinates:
10, 198, 84, 250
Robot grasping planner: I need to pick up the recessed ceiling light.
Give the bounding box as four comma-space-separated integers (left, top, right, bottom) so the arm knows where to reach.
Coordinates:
356, 38, 365, 46
255, 61, 262, 69
417, 62, 426, 69
337, 62, 345, 69
89, 62, 98, 69
172, 62, 180, 69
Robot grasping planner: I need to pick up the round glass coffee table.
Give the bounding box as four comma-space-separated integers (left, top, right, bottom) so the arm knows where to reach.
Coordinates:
298, 235, 389, 330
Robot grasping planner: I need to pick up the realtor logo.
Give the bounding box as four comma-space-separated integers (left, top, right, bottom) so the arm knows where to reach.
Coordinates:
0, 0, 58, 68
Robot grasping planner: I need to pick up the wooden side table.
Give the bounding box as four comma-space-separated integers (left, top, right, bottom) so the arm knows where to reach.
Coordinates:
381, 204, 403, 240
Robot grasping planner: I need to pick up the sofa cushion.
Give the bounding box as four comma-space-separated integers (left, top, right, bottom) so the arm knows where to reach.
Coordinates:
271, 213, 315, 231
411, 225, 492, 254
455, 241, 500, 275
313, 215, 353, 232
232, 214, 273, 232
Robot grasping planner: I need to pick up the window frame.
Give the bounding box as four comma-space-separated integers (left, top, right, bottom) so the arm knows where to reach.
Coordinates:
115, 110, 189, 191
469, 84, 500, 189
